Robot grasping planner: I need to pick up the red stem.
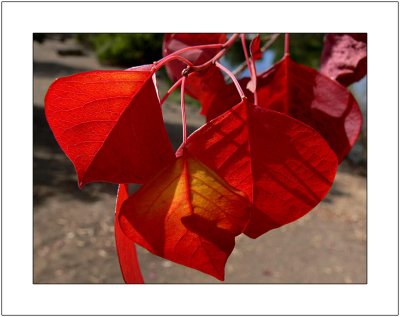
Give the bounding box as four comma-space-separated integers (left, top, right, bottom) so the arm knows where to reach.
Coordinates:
241, 34, 252, 73
249, 60, 258, 105
188, 33, 240, 72
160, 77, 183, 106
215, 61, 245, 99
171, 43, 223, 56
284, 33, 290, 56
180, 76, 187, 144
153, 54, 194, 72
241, 34, 259, 105
154, 34, 239, 74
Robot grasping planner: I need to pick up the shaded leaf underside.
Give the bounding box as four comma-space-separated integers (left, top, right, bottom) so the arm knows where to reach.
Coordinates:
320, 33, 367, 87
162, 33, 228, 107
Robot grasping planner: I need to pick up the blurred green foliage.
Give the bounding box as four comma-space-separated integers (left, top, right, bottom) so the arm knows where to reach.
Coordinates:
270, 33, 325, 69
76, 34, 163, 67
224, 33, 325, 70
35, 33, 325, 69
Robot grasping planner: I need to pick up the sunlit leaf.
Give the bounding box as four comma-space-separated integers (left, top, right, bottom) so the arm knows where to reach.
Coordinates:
118, 151, 250, 280
203, 56, 363, 162
45, 69, 175, 187
186, 100, 338, 238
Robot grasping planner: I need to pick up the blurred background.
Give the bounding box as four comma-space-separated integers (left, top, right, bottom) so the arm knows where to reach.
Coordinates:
33, 33, 366, 283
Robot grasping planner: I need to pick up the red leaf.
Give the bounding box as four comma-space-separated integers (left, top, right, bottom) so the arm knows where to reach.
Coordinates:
250, 34, 262, 61
202, 78, 250, 121
118, 151, 250, 280
186, 100, 338, 238
163, 33, 227, 82
115, 184, 144, 283
256, 56, 363, 162
320, 33, 367, 87
203, 58, 363, 161
162, 34, 227, 110
45, 69, 175, 187
189, 66, 227, 114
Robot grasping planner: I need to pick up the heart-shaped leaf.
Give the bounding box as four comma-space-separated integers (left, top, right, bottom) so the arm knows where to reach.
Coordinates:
205, 56, 363, 162
115, 184, 144, 283
45, 69, 175, 187
186, 100, 338, 238
320, 33, 367, 87
256, 56, 363, 162
118, 151, 250, 280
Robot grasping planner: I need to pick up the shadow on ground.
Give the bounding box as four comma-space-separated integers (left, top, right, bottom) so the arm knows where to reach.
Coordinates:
33, 61, 91, 78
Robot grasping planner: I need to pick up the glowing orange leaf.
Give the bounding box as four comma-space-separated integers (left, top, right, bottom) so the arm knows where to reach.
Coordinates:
118, 151, 250, 280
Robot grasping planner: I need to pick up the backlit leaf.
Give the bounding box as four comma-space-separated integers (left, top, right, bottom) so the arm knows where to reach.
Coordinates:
256, 56, 363, 162
186, 100, 338, 238
205, 56, 363, 162
118, 151, 250, 280
202, 78, 250, 121
114, 184, 144, 283
45, 69, 175, 187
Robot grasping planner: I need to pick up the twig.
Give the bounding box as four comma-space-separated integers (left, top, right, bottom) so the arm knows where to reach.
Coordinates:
228, 33, 280, 80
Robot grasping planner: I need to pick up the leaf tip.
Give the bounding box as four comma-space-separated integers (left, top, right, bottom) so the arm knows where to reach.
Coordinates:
78, 179, 84, 189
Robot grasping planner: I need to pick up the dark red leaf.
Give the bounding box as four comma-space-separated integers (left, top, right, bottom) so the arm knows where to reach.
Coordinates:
118, 151, 250, 280
45, 69, 175, 187
250, 34, 262, 61
162, 34, 227, 110
188, 66, 227, 114
203, 58, 363, 161
320, 33, 367, 86
256, 56, 363, 162
163, 33, 227, 82
202, 78, 250, 121
186, 100, 338, 238
115, 184, 144, 283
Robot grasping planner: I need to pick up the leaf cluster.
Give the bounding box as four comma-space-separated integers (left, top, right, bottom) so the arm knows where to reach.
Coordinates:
44, 33, 366, 282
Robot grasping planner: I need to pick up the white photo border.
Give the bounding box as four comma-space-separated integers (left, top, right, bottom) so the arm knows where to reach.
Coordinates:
2, 1, 399, 315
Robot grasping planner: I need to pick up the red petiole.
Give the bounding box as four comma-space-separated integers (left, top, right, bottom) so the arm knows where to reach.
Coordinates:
284, 33, 290, 56
215, 61, 245, 99
160, 77, 183, 106
154, 34, 240, 75
241, 34, 252, 75
152, 54, 194, 72
241, 34, 259, 105
180, 75, 188, 145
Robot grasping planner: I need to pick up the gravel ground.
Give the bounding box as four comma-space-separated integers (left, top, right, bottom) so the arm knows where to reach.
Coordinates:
33, 37, 367, 284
